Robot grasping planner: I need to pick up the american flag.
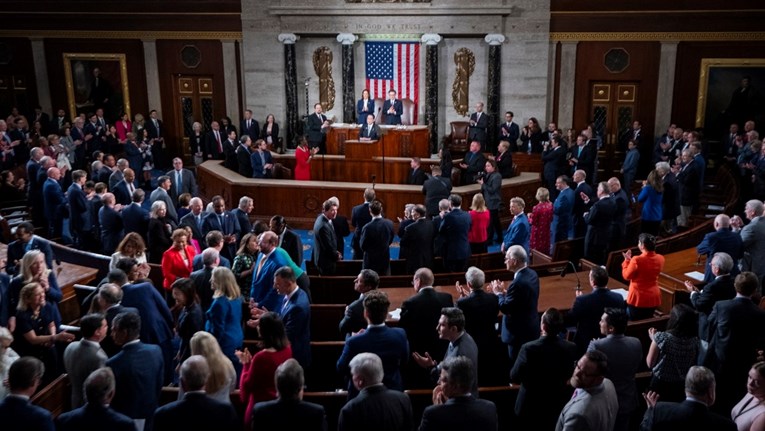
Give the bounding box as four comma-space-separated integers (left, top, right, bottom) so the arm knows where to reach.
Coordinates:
365, 41, 419, 124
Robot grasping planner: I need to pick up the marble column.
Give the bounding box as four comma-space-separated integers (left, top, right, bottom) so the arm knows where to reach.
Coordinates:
421, 33, 441, 154
557, 41, 578, 130
142, 39, 162, 115
485, 34, 505, 153
29, 38, 52, 114
279, 33, 299, 149
337, 33, 357, 124
221, 40, 241, 127
654, 41, 679, 133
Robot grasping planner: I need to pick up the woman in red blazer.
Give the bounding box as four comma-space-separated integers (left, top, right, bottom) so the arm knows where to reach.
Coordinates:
622, 233, 665, 320
161, 228, 196, 293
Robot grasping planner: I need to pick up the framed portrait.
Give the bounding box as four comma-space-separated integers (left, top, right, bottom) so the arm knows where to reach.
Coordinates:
696, 58, 765, 136
63, 53, 130, 120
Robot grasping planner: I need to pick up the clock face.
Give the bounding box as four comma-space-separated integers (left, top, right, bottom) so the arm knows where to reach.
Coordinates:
604, 48, 630, 73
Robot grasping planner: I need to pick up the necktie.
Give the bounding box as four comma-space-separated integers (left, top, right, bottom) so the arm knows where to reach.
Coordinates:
196, 215, 202, 230
218, 215, 225, 233
215, 131, 222, 152
175, 171, 181, 195
128, 182, 134, 195
281, 296, 289, 314
368, 125, 372, 136
247, 120, 251, 129
476, 112, 481, 122
256, 254, 266, 277
259, 152, 265, 173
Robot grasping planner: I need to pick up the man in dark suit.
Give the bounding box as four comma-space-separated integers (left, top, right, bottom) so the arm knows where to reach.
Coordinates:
153, 356, 238, 431
339, 352, 413, 431
399, 267, 454, 388
500, 111, 520, 150
95, 282, 139, 357
687, 252, 736, 343
106, 312, 164, 431
656, 162, 681, 235
572, 169, 595, 238
696, 214, 743, 282
203, 120, 224, 161
42, 166, 67, 238
55, 368, 135, 431
552, 175, 575, 251
190, 248, 218, 314
250, 138, 274, 178
569, 133, 596, 182
675, 148, 701, 228
705, 271, 765, 413
419, 356, 497, 431
179, 197, 207, 250
313, 199, 341, 275
582, 181, 617, 265
351, 188, 375, 260
422, 166, 452, 218
201, 195, 241, 262
99, 193, 123, 256
0, 357, 55, 431
306, 103, 329, 152
359, 114, 380, 140
112, 168, 136, 206
608, 177, 631, 250
232, 196, 253, 234
407, 157, 426, 185
235, 135, 253, 178
438, 194, 471, 272
468, 102, 489, 151
63, 313, 108, 408
400, 205, 435, 274
6, 222, 54, 277
493, 245, 540, 367
510, 308, 578, 431
149, 176, 178, 223
359, 200, 394, 276
222, 130, 238, 171
565, 266, 626, 355
270, 215, 303, 266
542, 138, 567, 198
250, 359, 327, 429
166, 158, 198, 205
121, 188, 149, 242
339, 269, 379, 338
382, 89, 403, 125
84, 113, 106, 154
456, 266, 500, 386
144, 109, 164, 150
640, 365, 736, 430
458, 141, 486, 185
239, 109, 260, 140
337, 290, 409, 398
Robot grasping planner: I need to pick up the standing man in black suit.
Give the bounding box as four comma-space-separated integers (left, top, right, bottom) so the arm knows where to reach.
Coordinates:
0, 357, 55, 431
270, 215, 303, 266
419, 356, 498, 431
468, 102, 489, 151
239, 109, 259, 140
68, 169, 93, 249
235, 135, 253, 178
153, 356, 238, 431
686, 252, 736, 345
572, 169, 594, 238
422, 166, 452, 218
339, 269, 379, 338
458, 141, 486, 185
203, 120, 224, 161
542, 137, 567, 199
407, 157, 426, 185
231, 196, 253, 235
312, 199, 341, 275
582, 181, 617, 265
306, 103, 329, 153
439, 194, 472, 273
500, 111, 520, 150
359, 114, 380, 140
99, 193, 123, 256
5, 222, 54, 277
400, 205, 435, 273
674, 148, 701, 228
55, 368, 135, 431
569, 134, 596, 181
166, 158, 198, 206
608, 177, 631, 250
382, 89, 403, 125
144, 110, 164, 162
338, 352, 413, 431
456, 266, 500, 386
251, 360, 327, 428
360, 200, 394, 276
201, 195, 241, 262
351, 188, 375, 260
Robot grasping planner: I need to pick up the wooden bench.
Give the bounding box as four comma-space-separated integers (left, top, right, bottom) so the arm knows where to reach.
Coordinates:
31, 373, 71, 418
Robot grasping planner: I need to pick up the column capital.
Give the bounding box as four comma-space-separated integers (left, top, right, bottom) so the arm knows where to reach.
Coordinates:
336, 33, 357, 45
484, 34, 506, 46
421, 33, 442, 46
278, 33, 298, 45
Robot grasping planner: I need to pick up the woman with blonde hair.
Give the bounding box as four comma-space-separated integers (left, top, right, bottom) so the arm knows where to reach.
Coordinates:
131, 112, 145, 137
529, 187, 554, 253
0, 326, 19, 398
205, 267, 243, 377
468, 193, 490, 254
185, 331, 236, 403
8, 250, 62, 332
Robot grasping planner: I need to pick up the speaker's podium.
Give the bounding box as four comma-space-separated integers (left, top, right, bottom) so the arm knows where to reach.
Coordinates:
344, 139, 380, 160
327, 125, 430, 159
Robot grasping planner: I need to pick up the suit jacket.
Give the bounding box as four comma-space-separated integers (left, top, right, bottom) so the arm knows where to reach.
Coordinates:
99, 205, 123, 255
339, 384, 412, 431
203, 130, 225, 160
510, 335, 578, 425
180, 211, 208, 250
120, 281, 173, 345
495, 150, 514, 178
306, 112, 328, 143
622, 251, 665, 308
222, 138, 238, 171
706, 296, 765, 375
279, 228, 303, 266
0, 395, 55, 431
359, 123, 381, 140
422, 175, 452, 217
572, 143, 596, 179
55, 403, 135, 431
552, 187, 575, 242
468, 111, 489, 144
351, 202, 373, 258
588, 334, 643, 416
339, 294, 366, 338
382, 99, 403, 125
42, 177, 66, 222
461, 151, 486, 185
251, 398, 327, 430
189, 266, 215, 314
400, 218, 435, 273
121, 202, 149, 240
566, 288, 625, 354
166, 168, 197, 204
261, 122, 280, 144
201, 211, 241, 261
419, 395, 498, 431
6, 236, 53, 277
123, 140, 143, 174
250, 149, 273, 178
697, 229, 743, 282
584, 197, 616, 263
542, 146, 567, 185
456, 289, 499, 352
676, 159, 701, 207
503, 213, 531, 255
500, 121, 520, 148
149, 187, 178, 222
145, 118, 163, 140
106, 341, 164, 420
112, 179, 133, 206
67, 183, 90, 233
154, 392, 238, 431
481, 171, 502, 210
739, 216, 765, 278
101, 304, 139, 357
407, 168, 426, 185
661, 172, 681, 220
498, 267, 540, 347
439, 208, 472, 261
690, 274, 735, 341
0, 273, 10, 327
360, 217, 394, 275
640, 399, 737, 431
231, 208, 252, 235
356, 98, 375, 125
250, 250, 290, 312
279, 288, 311, 368
313, 213, 338, 275
235, 144, 253, 177
239, 118, 260, 140
573, 182, 595, 237
337, 324, 409, 397
63, 339, 108, 408
108, 169, 124, 191
556, 379, 618, 431
399, 288, 453, 358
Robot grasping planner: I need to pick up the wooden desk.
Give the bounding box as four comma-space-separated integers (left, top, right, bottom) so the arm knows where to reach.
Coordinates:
327, 125, 430, 159
55, 262, 99, 324
344, 139, 380, 159
656, 247, 700, 313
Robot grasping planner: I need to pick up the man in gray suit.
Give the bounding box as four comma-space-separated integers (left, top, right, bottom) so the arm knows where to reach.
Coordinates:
556, 350, 618, 431
588, 307, 642, 431
732, 199, 765, 290
64, 313, 109, 408
149, 175, 178, 222
166, 157, 198, 206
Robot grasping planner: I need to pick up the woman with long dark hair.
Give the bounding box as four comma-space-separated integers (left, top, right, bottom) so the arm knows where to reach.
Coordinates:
646, 303, 699, 402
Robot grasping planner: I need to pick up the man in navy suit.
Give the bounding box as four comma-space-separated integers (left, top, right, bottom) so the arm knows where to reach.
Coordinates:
687, 252, 736, 343
552, 175, 575, 253
0, 357, 54, 431
232, 196, 254, 234
382, 90, 403, 125
250, 138, 274, 178
98, 193, 123, 256
458, 141, 486, 185
112, 168, 136, 206
502, 197, 530, 255
407, 157, 426, 185
313, 199, 341, 275
582, 181, 617, 265
500, 111, 520, 150
359, 200, 394, 276
351, 189, 375, 260
180, 197, 207, 250
106, 312, 164, 431
249, 231, 290, 311
96, 282, 140, 358
201, 195, 241, 262
339, 269, 379, 338
239, 109, 260, 141
270, 215, 303, 266
359, 114, 380, 140
144, 109, 164, 146
251, 359, 327, 429
149, 176, 178, 222
468, 102, 489, 151
153, 356, 238, 431
203, 120, 224, 161
439, 194, 471, 272
456, 267, 500, 386
572, 169, 595, 238
306, 103, 329, 152
696, 214, 743, 282
121, 188, 149, 241
42, 166, 67, 238
419, 356, 498, 431
565, 266, 626, 355
569, 134, 596, 182
166, 157, 197, 205
68, 169, 93, 248
6, 222, 53, 277
492, 245, 540, 367
337, 290, 409, 398
55, 367, 135, 431
400, 205, 435, 274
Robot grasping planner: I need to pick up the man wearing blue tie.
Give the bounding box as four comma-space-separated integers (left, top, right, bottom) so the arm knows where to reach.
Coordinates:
382, 90, 403, 125
359, 114, 380, 141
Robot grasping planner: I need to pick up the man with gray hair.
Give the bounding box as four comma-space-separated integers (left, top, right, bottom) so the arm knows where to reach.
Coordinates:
153, 356, 238, 430
232, 195, 254, 234
696, 214, 743, 283
97, 281, 139, 357
673, 148, 701, 228
190, 247, 219, 312
640, 366, 736, 430
655, 161, 680, 235
166, 157, 197, 205
180, 197, 207, 249
456, 266, 499, 385
55, 368, 135, 431
251, 359, 327, 429
732, 199, 765, 289
338, 352, 413, 431
686, 252, 736, 355
109, 158, 129, 190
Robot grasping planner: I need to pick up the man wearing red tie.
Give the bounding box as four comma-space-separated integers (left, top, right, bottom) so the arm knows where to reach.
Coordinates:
382, 90, 403, 125
204, 121, 225, 160
306, 103, 329, 154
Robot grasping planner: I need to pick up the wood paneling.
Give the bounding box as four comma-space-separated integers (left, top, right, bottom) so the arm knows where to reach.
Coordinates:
0, 38, 37, 115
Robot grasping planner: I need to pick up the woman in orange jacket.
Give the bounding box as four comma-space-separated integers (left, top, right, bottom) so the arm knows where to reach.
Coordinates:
622, 233, 665, 320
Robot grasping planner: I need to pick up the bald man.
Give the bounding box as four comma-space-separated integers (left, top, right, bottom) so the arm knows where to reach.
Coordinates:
697, 214, 743, 282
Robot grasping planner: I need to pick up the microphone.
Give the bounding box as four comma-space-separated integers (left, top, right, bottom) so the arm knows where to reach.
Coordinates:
374, 107, 382, 121
559, 261, 582, 291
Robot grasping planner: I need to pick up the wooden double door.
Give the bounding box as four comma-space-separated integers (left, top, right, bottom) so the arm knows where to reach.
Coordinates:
172, 74, 216, 162
589, 81, 640, 182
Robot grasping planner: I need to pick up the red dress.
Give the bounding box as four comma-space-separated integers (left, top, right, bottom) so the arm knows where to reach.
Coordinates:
160, 245, 196, 290
468, 210, 490, 244
240, 345, 292, 426
529, 201, 553, 254
294, 145, 311, 180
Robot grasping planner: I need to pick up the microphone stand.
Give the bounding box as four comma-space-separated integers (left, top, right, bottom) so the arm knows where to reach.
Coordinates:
559, 261, 582, 292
